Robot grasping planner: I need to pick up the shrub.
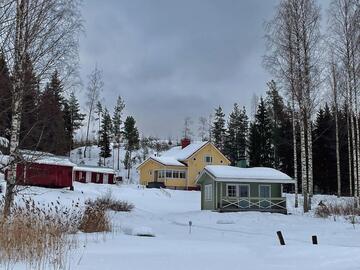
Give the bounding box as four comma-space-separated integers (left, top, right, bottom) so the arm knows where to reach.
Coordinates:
78, 203, 111, 233
315, 201, 360, 219
85, 192, 134, 212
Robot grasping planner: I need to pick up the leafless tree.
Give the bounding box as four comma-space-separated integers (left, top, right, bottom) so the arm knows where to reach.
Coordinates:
328, 0, 360, 205
265, 0, 323, 212
198, 116, 208, 141
182, 116, 193, 140
0, 0, 82, 217
84, 65, 103, 158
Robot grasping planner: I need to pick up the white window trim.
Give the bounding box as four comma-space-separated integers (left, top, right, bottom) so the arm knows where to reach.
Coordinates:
259, 184, 271, 198
205, 184, 213, 201
226, 184, 238, 197
238, 184, 250, 198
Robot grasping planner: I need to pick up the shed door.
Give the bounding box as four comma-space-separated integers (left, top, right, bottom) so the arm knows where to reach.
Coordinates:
103, 174, 108, 184
259, 185, 271, 208
86, 172, 91, 183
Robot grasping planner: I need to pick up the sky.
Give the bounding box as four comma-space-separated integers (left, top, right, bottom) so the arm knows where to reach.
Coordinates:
78, 0, 295, 140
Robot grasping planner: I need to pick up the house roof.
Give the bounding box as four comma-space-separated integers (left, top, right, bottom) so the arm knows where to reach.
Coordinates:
74, 165, 116, 174
197, 165, 295, 184
161, 141, 208, 161
151, 156, 185, 167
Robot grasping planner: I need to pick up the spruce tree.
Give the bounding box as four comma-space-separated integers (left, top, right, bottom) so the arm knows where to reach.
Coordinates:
19, 55, 40, 150
0, 54, 13, 144
248, 97, 273, 167
113, 96, 125, 170
212, 106, 226, 151
37, 71, 67, 155
123, 116, 140, 180
313, 104, 336, 194
63, 92, 85, 151
224, 104, 248, 165
99, 108, 113, 165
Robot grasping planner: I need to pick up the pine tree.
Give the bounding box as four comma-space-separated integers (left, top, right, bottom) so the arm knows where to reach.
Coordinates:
63, 92, 85, 151
37, 71, 67, 155
19, 55, 40, 150
113, 96, 125, 170
212, 106, 226, 151
224, 104, 248, 166
123, 116, 140, 180
248, 98, 273, 167
0, 54, 13, 145
99, 108, 112, 165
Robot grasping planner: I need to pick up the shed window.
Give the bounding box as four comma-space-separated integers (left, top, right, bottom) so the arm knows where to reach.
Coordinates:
238, 185, 249, 197
204, 184, 212, 201
226, 185, 237, 197
96, 173, 100, 183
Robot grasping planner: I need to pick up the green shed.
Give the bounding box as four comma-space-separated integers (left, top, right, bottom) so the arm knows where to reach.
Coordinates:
196, 165, 295, 214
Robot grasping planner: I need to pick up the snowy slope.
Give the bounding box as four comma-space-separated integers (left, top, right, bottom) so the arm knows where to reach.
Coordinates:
0, 179, 358, 270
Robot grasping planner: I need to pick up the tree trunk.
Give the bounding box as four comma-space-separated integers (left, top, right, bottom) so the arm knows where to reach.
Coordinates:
117, 142, 120, 171
292, 97, 298, 208
335, 109, 341, 197
300, 116, 308, 213
307, 120, 313, 210
347, 110, 353, 196
4, 0, 27, 218
84, 112, 92, 158
127, 151, 132, 182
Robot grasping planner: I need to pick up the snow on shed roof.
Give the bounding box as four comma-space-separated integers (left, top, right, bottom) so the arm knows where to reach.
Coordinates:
74, 165, 116, 174
203, 165, 294, 184
25, 155, 76, 167
151, 156, 185, 167
162, 141, 208, 161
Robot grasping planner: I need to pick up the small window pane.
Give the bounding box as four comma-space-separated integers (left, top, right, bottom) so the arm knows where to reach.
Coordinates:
227, 185, 237, 197
173, 171, 179, 178
166, 170, 172, 178
179, 171, 186, 179
239, 185, 249, 197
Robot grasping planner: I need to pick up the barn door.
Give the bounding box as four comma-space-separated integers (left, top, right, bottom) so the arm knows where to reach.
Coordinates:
103, 174, 108, 184
86, 172, 91, 183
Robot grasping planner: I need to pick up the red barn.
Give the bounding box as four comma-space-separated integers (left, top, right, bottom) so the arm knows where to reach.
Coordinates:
5, 155, 75, 189
73, 165, 116, 184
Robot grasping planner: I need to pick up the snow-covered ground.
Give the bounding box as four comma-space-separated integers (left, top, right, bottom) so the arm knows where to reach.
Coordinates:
1, 178, 360, 270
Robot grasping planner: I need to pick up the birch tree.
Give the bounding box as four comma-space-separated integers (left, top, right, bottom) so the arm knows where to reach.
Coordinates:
265, 0, 322, 212
1, 0, 82, 217
328, 0, 360, 204
84, 65, 103, 158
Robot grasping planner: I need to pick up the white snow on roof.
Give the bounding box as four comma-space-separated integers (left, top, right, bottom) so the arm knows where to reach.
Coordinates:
204, 165, 294, 184
162, 141, 208, 161
26, 155, 76, 167
74, 165, 116, 174
151, 156, 185, 167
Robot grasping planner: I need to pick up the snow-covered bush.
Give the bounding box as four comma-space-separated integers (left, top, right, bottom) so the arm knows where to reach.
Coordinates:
85, 192, 134, 212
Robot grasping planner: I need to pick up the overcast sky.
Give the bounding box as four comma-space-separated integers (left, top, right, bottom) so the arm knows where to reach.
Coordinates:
78, 1, 288, 140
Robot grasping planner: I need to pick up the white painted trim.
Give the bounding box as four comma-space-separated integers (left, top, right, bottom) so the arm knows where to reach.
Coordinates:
204, 184, 213, 201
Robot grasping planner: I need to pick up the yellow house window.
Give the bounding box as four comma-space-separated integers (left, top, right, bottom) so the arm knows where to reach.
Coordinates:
204, 155, 213, 164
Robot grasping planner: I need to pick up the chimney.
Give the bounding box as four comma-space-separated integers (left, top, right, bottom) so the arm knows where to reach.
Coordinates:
181, 138, 191, 149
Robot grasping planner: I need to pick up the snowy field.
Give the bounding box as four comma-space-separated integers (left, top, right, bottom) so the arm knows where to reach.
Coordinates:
1, 180, 360, 270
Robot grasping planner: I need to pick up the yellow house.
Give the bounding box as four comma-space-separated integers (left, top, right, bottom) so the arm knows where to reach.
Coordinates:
137, 141, 230, 190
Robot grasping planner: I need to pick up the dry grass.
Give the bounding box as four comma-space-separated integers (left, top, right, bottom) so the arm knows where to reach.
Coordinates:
0, 197, 81, 270
0, 192, 134, 269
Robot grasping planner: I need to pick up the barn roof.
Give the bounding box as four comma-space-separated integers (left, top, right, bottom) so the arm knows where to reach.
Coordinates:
197, 165, 295, 184
25, 155, 76, 167
74, 165, 116, 174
